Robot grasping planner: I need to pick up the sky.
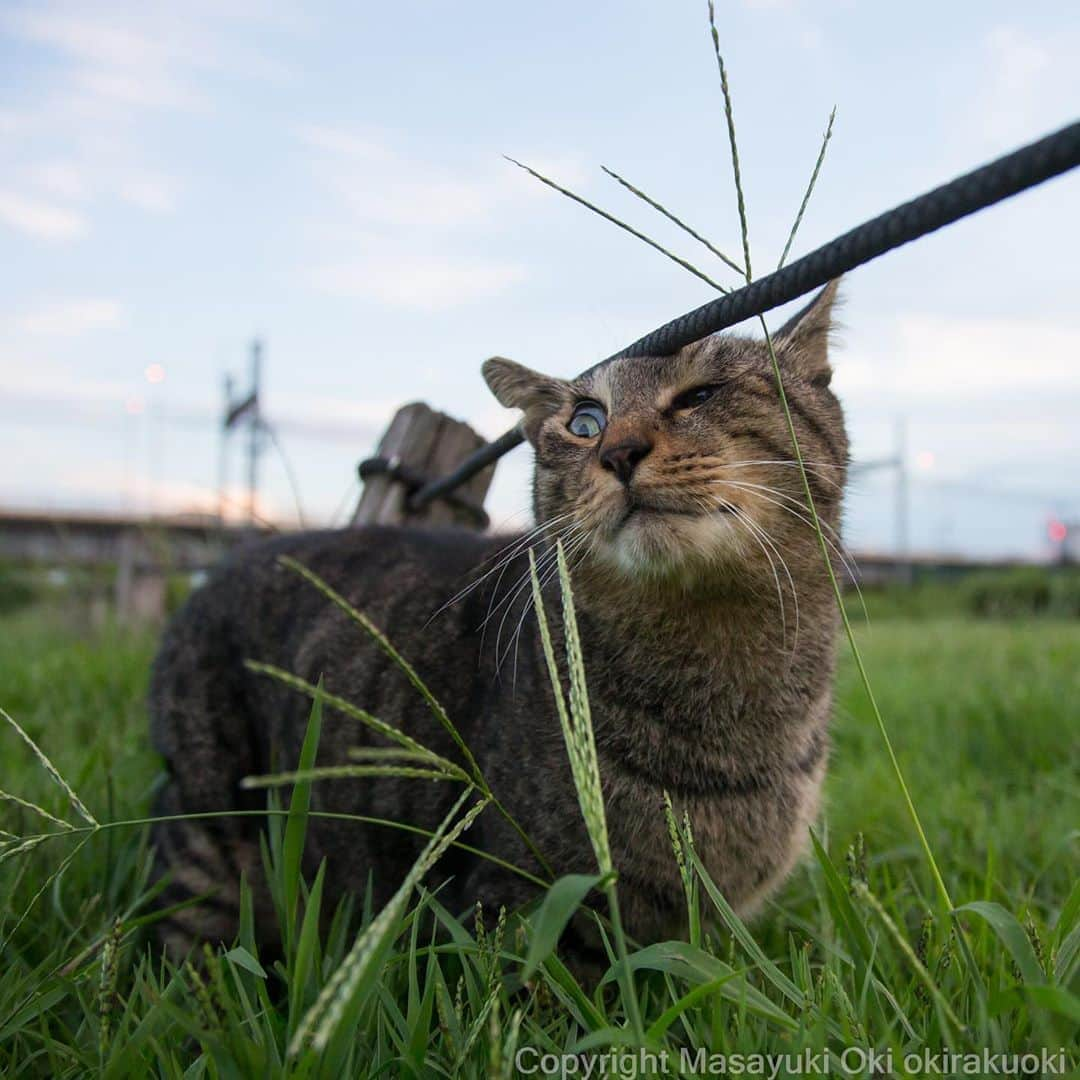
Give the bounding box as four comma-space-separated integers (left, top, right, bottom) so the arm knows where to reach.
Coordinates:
1, 0, 1078, 558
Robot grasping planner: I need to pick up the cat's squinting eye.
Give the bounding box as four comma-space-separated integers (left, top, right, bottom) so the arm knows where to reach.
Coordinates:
567, 401, 606, 438
672, 384, 720, 411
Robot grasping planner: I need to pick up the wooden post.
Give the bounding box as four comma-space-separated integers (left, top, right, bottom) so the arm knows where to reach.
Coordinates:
114, 530, 169, 624
351, 402, 496, 530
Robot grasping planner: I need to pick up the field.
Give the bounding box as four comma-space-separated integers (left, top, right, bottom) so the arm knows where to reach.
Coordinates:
1, 590, 1078, 1076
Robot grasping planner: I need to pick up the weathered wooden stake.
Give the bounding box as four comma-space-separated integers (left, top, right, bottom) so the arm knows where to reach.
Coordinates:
115, 531, 168, 623
351, 402, 496, 530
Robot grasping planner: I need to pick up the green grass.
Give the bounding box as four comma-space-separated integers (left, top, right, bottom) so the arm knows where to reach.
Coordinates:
1, 594, 1077, 1076
6, 8, 1074, 1073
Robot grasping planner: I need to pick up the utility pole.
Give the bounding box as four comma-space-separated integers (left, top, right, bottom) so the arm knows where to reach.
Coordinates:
247, 340, 262, 525
895, 416, 911, 585
218, 374, 233, 526
221, 339, 264, 528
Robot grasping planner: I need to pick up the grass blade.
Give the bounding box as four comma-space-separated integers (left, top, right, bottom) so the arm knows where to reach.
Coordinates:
506, 157, 729, 294
520, 873, 605, 982
289, 791, 488, 1055
778, 107, 836, 269
277, 556, 553, 877
707, 0, 751, 281
243, 660, 466, 780
242, 764, 459, 788
0, 704, 97, 826
0, 789, 75, 832
529, 544, 644, 1041
278, 555, 483, 780
281, 689, 324, 956
600, 164, 744, 276
955, 901, 1046, 985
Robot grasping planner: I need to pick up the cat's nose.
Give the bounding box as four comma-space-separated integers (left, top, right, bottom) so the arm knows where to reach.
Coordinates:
600, 438, 652, 485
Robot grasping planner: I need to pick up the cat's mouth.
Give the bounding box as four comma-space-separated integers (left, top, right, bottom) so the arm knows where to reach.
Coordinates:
601, 493, 744, 577
621, 496, 734, 527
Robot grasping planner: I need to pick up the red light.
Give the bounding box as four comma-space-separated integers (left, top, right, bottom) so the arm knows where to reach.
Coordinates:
1049, 520, 1067, 543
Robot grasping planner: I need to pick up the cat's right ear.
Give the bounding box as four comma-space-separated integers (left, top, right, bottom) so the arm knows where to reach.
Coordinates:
482, 357, 568, 443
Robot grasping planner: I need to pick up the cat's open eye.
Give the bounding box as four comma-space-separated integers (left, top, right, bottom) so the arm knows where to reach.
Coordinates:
672, 384, 720, 411
567, 401, 606, 438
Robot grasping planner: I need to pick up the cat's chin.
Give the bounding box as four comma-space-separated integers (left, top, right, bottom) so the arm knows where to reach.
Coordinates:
596, 507, 741, 580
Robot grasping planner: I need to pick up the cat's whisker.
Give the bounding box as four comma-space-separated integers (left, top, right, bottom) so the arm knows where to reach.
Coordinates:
480, 519, 584, 631
429, 511, 579, 624
716, 479, 862, 584
505, 529, 594, 687
481, 541, 562, 651
486, 504, 538, 533
476, 518, 578, 622
712, 459, 846, 491
476, 510, 577, 568
715, 479, 869, 627
485, 523, 588, 665
718, 495, 801, 655
500, 511, 598, 681
710, 478, 847, 544
675, 454, 846, 475
492, 539, 572, 680
499, 522, 591, 635
693, 489, 782, 627
715, 457, 847, 468
713, 494, 789, 649
475, 510, 578, 574
740, 510, 801, 657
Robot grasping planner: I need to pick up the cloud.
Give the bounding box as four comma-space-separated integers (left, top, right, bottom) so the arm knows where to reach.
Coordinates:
7, 10, 161, 67
298, 126, 498, 229
0, 189, 87, 239
3, 7, 197, 110
984, 26, 1051, 95
307, 255, 527, 310
294, 127, 582, 310
43, 461, 287, 522
2, 1, 298, 114
0, 361, 132, 405
299, 126, 395, 162
118, 174, 178, 213
34, 160, 89, 200
273, 393, 403, 427
18, 299, 124, 336
0, 107, 27, 135
967, 24, 1080, 146
837, 313, 1080, 402
296, 125, 588, 230
0, 2, 296, 240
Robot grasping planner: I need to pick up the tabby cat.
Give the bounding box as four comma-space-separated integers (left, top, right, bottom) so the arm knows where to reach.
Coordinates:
149, 282, 847, 960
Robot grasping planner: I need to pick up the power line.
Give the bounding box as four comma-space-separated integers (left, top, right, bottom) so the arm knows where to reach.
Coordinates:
0, 391, 383, 444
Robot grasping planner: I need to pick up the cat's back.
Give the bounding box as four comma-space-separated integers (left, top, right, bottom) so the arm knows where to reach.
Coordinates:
158, 523, 511, 678
150, 522, 525, 804
147, 523, 532, 944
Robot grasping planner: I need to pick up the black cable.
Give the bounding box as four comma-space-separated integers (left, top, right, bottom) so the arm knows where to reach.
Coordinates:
405, 426, 527, 513
410, 118, 1080, 510
363, 456, 491, 528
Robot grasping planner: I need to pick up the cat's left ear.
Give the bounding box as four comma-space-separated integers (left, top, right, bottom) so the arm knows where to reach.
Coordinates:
482, 356, 569, 443
773, 279, 842, 388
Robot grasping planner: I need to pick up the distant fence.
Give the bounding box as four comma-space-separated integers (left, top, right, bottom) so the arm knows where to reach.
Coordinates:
0, 507, 1042, 594
0, 509, 254, 571
0, 510, 267, 623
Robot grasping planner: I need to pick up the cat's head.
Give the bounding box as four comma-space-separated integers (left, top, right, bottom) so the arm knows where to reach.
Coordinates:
483, 281, 847, 583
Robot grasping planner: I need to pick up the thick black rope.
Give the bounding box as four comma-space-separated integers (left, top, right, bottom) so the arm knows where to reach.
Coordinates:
409, 118, 1080, 511
359, 455, 490, 528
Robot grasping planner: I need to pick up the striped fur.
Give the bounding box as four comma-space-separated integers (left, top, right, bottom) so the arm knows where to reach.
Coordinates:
149, 283, 847, 959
